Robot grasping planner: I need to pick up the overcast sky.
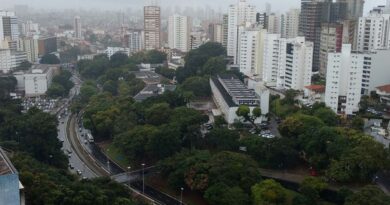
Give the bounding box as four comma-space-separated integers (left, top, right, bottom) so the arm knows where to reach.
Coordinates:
2, 0, 387, 13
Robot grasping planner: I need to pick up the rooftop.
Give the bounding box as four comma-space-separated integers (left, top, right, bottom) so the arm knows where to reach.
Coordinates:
134, 84, 176, 102
131, 71, 164, 84
0, 147, 17, 176
305, 85, 326, 93
377, 84, 390, 94
26, 64, 57, 74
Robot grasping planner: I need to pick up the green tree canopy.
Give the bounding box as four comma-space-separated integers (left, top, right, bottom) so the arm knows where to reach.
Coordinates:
345, 186, 390, 205
40, 54, 60, 64
251, 179, 288, 205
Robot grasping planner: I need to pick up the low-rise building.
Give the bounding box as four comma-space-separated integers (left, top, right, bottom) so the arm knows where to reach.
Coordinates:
24, 64, 57, 97
134, 84, 176, 102
0, 147, 25, 205
210, 74, 269, 124
0, 49, 27, 74
376, 84, 390, 106
105, 47, 130, 59
301, 85, 326, 106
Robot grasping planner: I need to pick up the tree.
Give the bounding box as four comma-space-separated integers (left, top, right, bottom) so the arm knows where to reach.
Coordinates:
0, 76, 17, 99
206, 128, 240, 151
155, 67, 175, 79
204, 183, 250, 205
180, 76, 211, 97
299, 177, 328, 205
201, 56, 227, 75
40, 54, 60, 64
251, 179, 288, 205
146, 124, 181, 159
278, 114, 325, 138
110, 52, 129, 68
80, 83, 98, 103
282, 89, 299, 105
46, 83, 66, 97
345, 186, 390, 205
351, 116, 364, 131
313, 107, 338, 126
146, 50, 166, 64
145, 103, 172, 126
208, 151, 261, 192
236, 105, 262, 128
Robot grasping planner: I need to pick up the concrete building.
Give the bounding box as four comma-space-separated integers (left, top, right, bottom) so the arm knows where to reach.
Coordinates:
238, 28, 267, 77
325, 44, 390, 115
105, 47, 130, 59
134, 84, 176, 102
227, 0, 256, 64
144, 6, 161, 50
267, 13, 282, 34
256, 12, 268, 29
357, 13, 390, 52
20, 20, 39, 36
74, 16, 82, 39
128, 30, 144, 54
376, 84, 390, 106
299, 0, 348, 71
263, 35, 313, 91
17, 36, 39, 63
222, 14, 229, 48
0, 49, 27, 73
38, 36, 57, 56
168, 15, 191, 52
208, 23, 223, 43
0, 11, 19, 50
337, 0, 364, 20
210, 74, 269, 124
24, 64, 57, 96
283, 9, 300, 39
0, 147, 25, 205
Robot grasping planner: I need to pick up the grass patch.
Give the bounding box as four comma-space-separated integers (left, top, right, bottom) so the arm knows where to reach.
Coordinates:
101, 143, 130, 169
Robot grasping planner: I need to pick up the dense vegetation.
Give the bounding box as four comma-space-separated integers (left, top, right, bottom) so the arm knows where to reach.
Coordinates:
47, 70, 75, 98
0, 95, 144, 204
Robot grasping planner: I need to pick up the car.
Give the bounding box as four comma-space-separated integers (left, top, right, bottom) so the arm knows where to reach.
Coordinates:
66, 149, 72, 154
77, 170, 82, 175
68, 153, 72, 158
69, 164, 74, 169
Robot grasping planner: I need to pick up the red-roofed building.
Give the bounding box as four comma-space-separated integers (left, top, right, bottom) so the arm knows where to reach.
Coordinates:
301, 85, 326, 106
376, 84, 390, 106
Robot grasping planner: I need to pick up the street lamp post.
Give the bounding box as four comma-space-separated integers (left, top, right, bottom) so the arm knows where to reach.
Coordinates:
180, 187, 184, 205
141, 163, 145, 193
127, 166, 131, 189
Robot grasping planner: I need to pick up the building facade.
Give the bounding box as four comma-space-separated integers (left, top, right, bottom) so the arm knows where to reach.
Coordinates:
227, 0, 256, 64
357, 13, 390, 52
128, 30, 144, 54
325, 44, 390, 115
283, 9, 300, 38
74, 16, 82, 39
0, 11, 19, 50
144, 6, 161, 50
38, 36, 57, 56
24, 64, 56, 96
17, 36, 39, 63
0, 49, 27, 73
168, 15, 191, 52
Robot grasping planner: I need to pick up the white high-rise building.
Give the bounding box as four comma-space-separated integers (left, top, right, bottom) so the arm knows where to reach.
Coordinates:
20, 21, 39, 36
267, 13, 282, 34
128, 30, 144, 54
262, 35, 313, 91
168, 15, 191, 52
74, 16, 82, 39
238, 28, 267, 77
0, 49, 27, 73
357, 13, 390, 52
227, 0, 256, 63
282, 9, 300, 39
325, 44, 390, 115
17, 36, 39, 63
0, 11, 19, 50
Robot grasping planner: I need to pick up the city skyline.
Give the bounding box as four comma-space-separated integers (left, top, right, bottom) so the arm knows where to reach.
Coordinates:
2, 0, 387, 13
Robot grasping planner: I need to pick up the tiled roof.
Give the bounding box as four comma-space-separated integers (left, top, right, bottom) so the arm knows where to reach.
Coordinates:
376, 84, 390, 93
305, 85, 325, 93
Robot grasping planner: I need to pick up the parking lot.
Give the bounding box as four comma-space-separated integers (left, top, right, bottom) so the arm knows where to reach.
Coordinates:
22, 97, 59, 113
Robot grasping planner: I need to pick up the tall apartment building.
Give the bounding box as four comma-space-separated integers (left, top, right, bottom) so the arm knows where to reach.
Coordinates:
267, 13, 282, 34
283, 9, 300, 38
168, 15, 191, 52
256, 13, 268, 29
17, 36, 39, 62
38, 36, 57, 56
222, 14, 229, 48
144, 6, 161, 50
0, 49, 27, 73
238, 28, 267, 77
319, 20, 357, 74
299, 0, 348, 71
128, 30, 144, 54
227, 0, 256, 64
263, 36, 313, 91
357, 13, 390, 52
0, 11, 19, 50
325, 44, 390, 115
208, 23, 223, 44
337, 0, 364, 19
20, 20, 39, 36
74, 16, 82, 39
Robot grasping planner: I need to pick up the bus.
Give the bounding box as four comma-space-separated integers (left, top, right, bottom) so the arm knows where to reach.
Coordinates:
87, 133, 94, 143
